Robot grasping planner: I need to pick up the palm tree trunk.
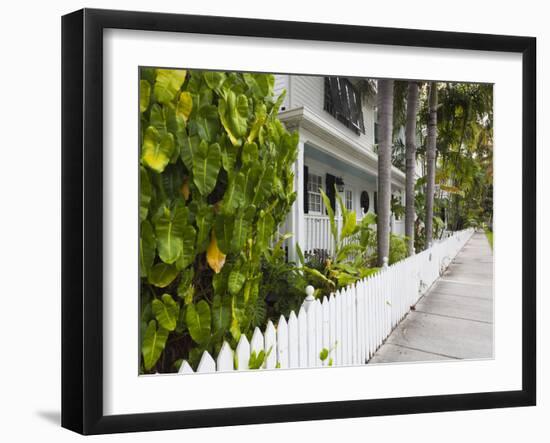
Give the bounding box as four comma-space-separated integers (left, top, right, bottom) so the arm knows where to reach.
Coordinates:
425, 82, 438, 248
376, 79, 394, 266
405, 82, 419, 255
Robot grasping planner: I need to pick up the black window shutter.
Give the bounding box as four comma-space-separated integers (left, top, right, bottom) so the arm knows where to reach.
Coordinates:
329, 77, 343, 116
303, 165, 309, 214
325, 174, 336, 214
360, 191, 370, 213
374, 191, 378, 214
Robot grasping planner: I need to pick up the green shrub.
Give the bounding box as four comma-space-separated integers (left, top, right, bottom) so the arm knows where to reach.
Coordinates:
388, 234, 408, 265
139, 69, 298, 372
296, 188, 378, 298
260, 238, 307, 320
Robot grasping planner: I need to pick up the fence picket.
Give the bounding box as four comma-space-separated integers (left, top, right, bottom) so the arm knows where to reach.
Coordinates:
322, 297, 330, 366
277, 315, 289, 369
178, 360, 194, 374
251, 327, 264, 368
264, 321, 277, 369
367, 276, 374, 358
216, 341, 234, 372
306, 301, 317, 367
197, 351, 216, 373
298, 306, 308, 368
315, 299, 323, 367
356, 282, 365, 365
329, 294, 336, 365
335, 290, 342, 365
288, 311, 299, 368
236, 334, 250, 371
346, 288, 353, 365
351, 285, 359, 365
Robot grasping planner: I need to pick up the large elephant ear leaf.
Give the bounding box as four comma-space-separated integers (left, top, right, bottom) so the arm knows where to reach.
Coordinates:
180, 135, 199, 171
194, 203, 215, 253
214, 214, 234, 255
139, 220, 156, 278
140, 80, 151, 113
155, 205, 187, 264
221, 152, 237, 181
218, 91, 248, 146
148, 263, 178, 288
231, 208, 253, 253
175, 223, 196, 270
243, 73, 274, 98
176, 91, 193, 124
192, 141, 221, 196
195, 105, 220, 143
141, 126, 174, 173
252, 164, 275, 206
256, 211, 275, 250
203, 71, 226, 90
241, 142, 259, 165
228, 269, 246, 296
247, 103, 267, 144
186, 300, 211, 345
140, 166, 152, 222
221, 172, 245, 215
141, 320, 169, 371
212, 294, 231, 336
154, 69, 187, 105
152, 294, 179, 331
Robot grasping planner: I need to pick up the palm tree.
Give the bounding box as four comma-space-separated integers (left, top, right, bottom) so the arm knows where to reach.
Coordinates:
376, 79, 394, 266
425, 82, 438, 248
405, 82, 419, 255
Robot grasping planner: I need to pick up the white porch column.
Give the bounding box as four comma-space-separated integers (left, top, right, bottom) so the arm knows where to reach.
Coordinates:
288, 140, 305, 262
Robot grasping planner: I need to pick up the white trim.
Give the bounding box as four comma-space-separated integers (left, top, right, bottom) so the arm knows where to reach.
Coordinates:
280, 106, 406, 187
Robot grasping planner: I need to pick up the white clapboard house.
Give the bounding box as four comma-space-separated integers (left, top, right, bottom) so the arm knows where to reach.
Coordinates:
275, 75, 406, 261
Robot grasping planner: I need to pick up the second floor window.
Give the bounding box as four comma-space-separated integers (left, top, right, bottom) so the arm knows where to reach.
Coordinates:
324, 77, 365, 135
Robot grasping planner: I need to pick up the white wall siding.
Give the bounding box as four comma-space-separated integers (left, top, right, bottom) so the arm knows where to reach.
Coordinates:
362, 95, 376, 151
290, 75, 324, 116
273, 74, 290, 111
289, 75, 376, 152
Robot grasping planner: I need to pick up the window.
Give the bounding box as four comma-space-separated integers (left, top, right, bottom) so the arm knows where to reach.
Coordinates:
345, 190, 353, 211
307, 173, 323, 213
324, 77, 365, 135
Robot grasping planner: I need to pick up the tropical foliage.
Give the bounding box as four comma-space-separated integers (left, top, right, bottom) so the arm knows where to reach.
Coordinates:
394, 80, 493, 251
139, 68, 298, 372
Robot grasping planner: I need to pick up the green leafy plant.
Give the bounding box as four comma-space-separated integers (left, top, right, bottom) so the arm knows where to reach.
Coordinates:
296, 188, 378, 298
260, 235, 307, 320
388, 234, 408, 265
139, 68, 298, 372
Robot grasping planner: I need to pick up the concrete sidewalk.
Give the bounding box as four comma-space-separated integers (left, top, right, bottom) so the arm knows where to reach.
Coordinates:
369, 232, 494, 363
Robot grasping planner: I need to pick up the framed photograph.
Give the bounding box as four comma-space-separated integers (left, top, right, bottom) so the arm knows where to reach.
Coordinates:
62, 8, 536, 435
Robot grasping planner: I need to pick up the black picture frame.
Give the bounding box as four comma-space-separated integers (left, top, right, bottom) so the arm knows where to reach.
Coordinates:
62, 8, 536, 435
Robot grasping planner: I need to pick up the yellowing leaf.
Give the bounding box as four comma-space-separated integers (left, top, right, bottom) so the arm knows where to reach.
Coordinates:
140, 80, 151, 113
154, 69, 187, 104
181, 177, 190, 201
176, 91, 193, 123
207, 231, 226, 274
141, 126, 174, 173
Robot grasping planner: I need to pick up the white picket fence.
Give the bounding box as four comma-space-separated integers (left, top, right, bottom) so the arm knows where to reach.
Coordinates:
179, 228, 475, 374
